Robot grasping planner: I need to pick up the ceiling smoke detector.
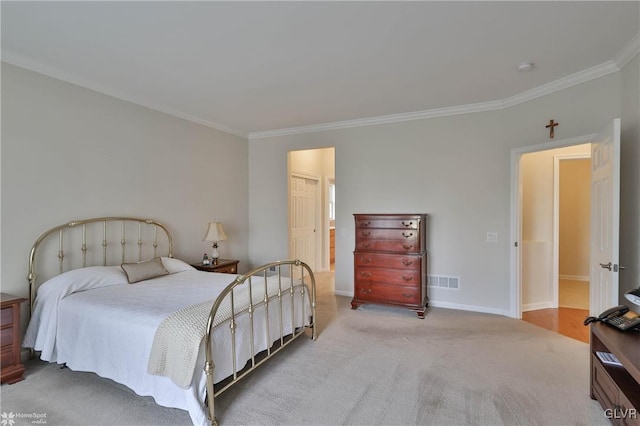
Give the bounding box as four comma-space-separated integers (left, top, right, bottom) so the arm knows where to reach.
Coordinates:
516, 62, 535, 72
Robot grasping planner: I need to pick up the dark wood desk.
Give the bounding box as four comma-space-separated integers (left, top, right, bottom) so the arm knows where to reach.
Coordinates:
590, 322, 640, 425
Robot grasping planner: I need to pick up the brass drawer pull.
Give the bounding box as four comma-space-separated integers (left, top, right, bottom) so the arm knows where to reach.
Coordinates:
360, 288, 372, 294
402, 244, 414, 250
361, 257, 372, 264
402, 276, 413, 282
361, 272, 372, 278
361, 231, 371, 237
361, 221, 371, 227
402, 293, 413, 298
402, 232, 413, 238
402, 259, 413, 266
401, 221, 413, 228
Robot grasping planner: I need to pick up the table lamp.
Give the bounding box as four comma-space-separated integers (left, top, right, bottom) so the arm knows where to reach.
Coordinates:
625, 287, 640, 307
203, 221, 227, 263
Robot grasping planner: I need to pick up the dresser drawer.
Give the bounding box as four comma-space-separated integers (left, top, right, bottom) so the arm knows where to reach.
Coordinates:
0, 346, 15, 369
0, 307, 13, 326
355, 267, 421, 287
356, 228, 418, 242
0, 327, 13, 348
356, 218, 420, 230
354, 282, 420, 305
356, 239, 421, 253
355, 253, 421, 270
214, 265, 237, 274
619, 391, 640, 426
592, 354, 617, 410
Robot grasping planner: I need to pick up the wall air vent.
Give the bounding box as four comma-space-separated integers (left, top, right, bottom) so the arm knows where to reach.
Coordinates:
428, 275, 460, 290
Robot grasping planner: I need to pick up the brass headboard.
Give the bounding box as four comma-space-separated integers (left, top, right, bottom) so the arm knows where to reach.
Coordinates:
27, 217, 173, 313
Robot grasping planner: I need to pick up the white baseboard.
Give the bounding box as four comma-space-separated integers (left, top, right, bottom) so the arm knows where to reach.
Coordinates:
559, 274, 590, 282
522, 301, 555, 312
333, 291, 511, 316
428, 300, 509, 316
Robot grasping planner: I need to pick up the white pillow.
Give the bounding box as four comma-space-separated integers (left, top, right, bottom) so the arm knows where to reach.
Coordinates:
161, 257, 196, 274
24, 266, 129, 356
121, 257, 169, 283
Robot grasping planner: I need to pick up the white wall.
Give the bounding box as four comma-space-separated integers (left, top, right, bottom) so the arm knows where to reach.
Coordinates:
1, 64, 250, 308
248, 71, 625, 316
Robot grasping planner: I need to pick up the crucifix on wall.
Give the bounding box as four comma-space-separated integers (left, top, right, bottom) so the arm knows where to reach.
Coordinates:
546, 119, 559, 138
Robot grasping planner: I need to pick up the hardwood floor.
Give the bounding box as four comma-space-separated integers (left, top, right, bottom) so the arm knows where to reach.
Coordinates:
522, 307, 590, 343
522, 279, 590, 343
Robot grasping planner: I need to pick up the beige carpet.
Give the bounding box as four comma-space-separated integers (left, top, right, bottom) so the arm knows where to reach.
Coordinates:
1, 272, 607, 425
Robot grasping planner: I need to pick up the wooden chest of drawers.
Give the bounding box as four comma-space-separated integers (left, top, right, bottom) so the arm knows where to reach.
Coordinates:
1, 293, 27, 384
351, 214, 428, 318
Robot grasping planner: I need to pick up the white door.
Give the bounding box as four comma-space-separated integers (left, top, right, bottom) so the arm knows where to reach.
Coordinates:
290, 176, 317, 271
590, 119, 621, 315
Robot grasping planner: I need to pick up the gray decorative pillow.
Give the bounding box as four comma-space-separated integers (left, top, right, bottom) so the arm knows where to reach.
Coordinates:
121, 257, 169, 284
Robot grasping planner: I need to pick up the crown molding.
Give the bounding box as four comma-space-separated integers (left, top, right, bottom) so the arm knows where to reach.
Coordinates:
4, 29, 638, 143
249, 100, 507, 139
1, 52, 248, 139
250, 32, 640, 140
614, 32, 640, 69
502, 60, 620, 109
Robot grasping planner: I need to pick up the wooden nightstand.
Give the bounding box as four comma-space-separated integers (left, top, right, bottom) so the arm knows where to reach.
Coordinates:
192, 259, 239, 274
1, 293, 27, 384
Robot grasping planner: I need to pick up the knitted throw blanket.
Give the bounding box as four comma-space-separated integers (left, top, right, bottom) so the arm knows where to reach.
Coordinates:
147, 276, 301, 389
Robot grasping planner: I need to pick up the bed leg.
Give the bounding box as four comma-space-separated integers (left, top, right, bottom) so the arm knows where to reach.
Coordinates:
204, 360, 217, 426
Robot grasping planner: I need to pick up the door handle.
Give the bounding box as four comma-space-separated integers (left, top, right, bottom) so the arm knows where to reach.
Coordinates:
600, 262, 612, 271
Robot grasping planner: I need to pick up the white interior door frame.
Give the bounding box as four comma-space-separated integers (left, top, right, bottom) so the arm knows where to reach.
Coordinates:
509, 134, 596, 318
552, 153, 591, 309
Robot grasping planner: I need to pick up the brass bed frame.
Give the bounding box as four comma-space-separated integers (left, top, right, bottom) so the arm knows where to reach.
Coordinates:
27, 217, 317, 426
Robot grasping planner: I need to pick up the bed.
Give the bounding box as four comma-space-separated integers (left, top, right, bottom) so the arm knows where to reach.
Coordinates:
22, 217, 317, 426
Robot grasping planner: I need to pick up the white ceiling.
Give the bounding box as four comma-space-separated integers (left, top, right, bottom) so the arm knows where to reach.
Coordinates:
2, 1, 639, 139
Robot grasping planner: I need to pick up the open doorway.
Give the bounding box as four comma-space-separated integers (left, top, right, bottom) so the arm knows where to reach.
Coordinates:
288, 147, 335, 272
519, 145, 591, 342
511, 120, 621, 342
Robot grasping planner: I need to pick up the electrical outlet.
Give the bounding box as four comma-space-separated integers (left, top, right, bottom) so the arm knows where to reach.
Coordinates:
340, 228, 347, 237
486, 232, 498, 243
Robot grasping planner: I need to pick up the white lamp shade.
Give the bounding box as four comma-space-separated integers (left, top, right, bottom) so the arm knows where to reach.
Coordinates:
625, 288, 640, 307
203, 222, 227, 242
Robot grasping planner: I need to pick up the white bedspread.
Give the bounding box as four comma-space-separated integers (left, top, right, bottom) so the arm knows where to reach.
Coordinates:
148, 273, 302, 389
23, 258, 311, 426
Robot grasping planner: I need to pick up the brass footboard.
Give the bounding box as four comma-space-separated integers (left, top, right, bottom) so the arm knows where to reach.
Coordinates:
203, 259, 317, 426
